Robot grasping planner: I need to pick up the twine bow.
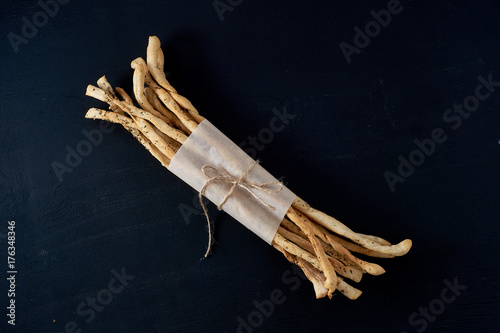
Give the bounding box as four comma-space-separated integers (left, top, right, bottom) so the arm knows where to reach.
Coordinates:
199, 160, 284, 257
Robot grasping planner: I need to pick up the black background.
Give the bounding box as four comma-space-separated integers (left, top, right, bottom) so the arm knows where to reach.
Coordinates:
1, 0, 499, 332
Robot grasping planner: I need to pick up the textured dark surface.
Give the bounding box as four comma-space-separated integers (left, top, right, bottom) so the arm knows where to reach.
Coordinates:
1, 0, 499, 332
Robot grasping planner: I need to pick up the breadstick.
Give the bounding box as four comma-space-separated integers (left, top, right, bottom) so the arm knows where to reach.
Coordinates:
286, 207, 338, 298
145, 87, 191, 134
292, 197, 412, 256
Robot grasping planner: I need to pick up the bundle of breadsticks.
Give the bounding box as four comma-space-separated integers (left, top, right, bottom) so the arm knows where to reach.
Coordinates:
85, 36, 412, 300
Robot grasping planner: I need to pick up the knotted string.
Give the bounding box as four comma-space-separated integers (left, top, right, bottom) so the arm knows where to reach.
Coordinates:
199, 160, 283, 257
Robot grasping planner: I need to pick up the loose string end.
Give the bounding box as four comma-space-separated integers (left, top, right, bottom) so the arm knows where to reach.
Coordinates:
200, 191, 214, 258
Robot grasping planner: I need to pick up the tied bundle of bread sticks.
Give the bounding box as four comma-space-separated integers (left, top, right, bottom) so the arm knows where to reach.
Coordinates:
85, 36, 412, 300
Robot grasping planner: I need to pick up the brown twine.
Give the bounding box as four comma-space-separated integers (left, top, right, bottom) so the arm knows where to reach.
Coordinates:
199, 160, 284, 257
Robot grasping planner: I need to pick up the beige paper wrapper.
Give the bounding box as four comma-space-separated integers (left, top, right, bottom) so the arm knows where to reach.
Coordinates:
168, 120, 296, 244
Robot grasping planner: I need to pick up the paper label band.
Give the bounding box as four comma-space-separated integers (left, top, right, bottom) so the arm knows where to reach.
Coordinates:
168, 120, 296, 244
